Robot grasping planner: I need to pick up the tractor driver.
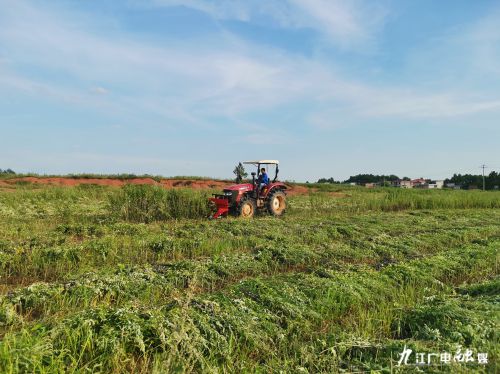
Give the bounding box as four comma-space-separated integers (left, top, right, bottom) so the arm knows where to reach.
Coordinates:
257, 168, 269, 195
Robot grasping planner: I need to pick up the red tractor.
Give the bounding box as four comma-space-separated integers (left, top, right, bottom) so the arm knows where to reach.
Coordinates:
209, 160, 287, 218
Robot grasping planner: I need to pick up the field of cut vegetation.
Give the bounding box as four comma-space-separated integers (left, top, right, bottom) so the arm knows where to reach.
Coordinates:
0, 182, 498, 373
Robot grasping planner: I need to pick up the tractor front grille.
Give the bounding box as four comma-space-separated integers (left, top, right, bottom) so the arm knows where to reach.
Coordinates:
212, 190, 239, 204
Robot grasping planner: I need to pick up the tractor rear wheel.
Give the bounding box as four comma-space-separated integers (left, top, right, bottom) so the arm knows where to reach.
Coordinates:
238, 197, 257, 218
267, 190, 286, 216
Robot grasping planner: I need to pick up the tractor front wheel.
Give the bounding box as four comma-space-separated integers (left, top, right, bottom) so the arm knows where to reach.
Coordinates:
267, 190, 286, 216
238, 197, 257, 218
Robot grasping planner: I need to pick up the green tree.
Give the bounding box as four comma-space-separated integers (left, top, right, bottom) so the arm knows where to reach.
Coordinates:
317, 177, 338, 184
446, 173, 482, 189
343, 174, 399, 185
486, 171, 499, 190
233, 163, 247, 183
0, 168, 15, 175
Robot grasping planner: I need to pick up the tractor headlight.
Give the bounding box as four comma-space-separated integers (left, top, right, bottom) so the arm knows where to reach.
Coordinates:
223, 191, 233, 196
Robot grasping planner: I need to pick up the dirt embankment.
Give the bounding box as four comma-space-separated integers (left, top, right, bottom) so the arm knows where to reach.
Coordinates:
0, 177, 309, 195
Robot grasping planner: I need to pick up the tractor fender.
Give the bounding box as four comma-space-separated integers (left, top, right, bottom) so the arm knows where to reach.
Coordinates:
262, 183, 287, 197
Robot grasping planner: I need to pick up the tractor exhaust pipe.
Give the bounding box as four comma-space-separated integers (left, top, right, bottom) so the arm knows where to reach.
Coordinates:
251, 172, 257, 198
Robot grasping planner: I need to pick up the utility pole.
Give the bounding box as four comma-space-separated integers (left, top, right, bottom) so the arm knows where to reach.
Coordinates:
480, 164, 488, 191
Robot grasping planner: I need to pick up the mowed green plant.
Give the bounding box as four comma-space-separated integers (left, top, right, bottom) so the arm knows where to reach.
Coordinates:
0, 182, 498, 373
0, 242, 497, 372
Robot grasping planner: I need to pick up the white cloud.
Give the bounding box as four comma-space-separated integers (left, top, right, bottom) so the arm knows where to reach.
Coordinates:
331, 81, 500, 119
1, 0, 499, 136
243, 133, 292, 145
145, 0, 387, 48
91, 87, 109, 95
308, 80, 500, 130
462, 10, 500, 76
288, 0, 381, 46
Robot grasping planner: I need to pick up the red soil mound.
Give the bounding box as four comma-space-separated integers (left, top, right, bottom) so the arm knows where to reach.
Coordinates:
1, 177, 309, 195
3, 177, 162, 187
160, 179, 229, 190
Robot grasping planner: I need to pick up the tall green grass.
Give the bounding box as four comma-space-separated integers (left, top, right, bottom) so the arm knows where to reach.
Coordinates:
375, 188, 500, 210
108, 184, 211, 222
291, 188, 500, 214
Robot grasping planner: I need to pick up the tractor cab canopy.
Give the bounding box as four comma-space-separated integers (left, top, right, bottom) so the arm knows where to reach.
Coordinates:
242, 160, 279, 165
242, 160, 280, 182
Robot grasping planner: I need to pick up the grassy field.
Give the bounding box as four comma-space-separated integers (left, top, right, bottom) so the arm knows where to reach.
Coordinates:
0, 183, 498, 373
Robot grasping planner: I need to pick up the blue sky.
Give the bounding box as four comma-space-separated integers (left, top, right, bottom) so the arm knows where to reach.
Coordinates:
1, 0, 499, 181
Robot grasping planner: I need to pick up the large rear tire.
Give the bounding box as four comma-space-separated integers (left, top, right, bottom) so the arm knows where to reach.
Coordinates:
267, 190, 286, 216
238, 197, 257, 218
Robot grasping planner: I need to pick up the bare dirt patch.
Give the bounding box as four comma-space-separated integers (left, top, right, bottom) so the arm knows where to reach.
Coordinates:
286, 184, 309, 196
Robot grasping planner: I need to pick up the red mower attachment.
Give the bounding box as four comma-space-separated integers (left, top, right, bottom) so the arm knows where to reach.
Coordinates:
209, 195, 230, 218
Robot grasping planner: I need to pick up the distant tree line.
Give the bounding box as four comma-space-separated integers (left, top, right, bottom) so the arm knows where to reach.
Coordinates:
316, 172, 500, 190
0, 168, 15, 175
445, 172, 500, 190
317, 177, 339, 184
317, 174, 408, 185
343, 174, 402, 185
